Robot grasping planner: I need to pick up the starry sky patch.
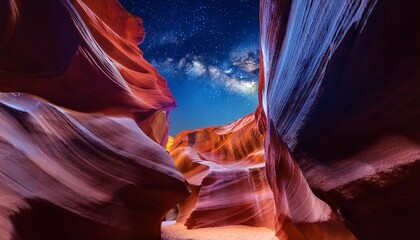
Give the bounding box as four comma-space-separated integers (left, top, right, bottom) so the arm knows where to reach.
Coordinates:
119, 0, 260, 135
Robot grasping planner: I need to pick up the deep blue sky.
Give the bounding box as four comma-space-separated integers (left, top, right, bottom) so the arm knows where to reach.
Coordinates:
119, 0, 260, 135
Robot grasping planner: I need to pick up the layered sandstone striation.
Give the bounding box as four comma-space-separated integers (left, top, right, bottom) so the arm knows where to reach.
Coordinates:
170, 114, 276, 230
0, 0, 175, 144
260, 0, 420, 239
0, 0, 189, 239
0, 94, 189, 240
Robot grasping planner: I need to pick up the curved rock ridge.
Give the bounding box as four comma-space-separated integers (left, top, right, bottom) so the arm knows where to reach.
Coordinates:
265, 122, 355, 240
170, 114, 276, 230
0, 93, 189, 240
0, 0, 175, 144
260, 0, 420, 239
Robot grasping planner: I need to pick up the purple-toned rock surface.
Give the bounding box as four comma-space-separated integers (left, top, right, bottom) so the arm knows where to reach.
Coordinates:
0, 94, 189, 240
260, 0, 420, 239
0, 1, 189, 239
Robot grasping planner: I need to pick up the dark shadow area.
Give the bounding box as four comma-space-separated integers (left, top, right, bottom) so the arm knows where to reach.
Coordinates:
322, 160, 420, 240
10, 199, 135, 240
297, 0, 420, 162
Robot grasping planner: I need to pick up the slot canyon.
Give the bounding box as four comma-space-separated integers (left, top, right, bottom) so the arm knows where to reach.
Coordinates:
0, 0, 419, 239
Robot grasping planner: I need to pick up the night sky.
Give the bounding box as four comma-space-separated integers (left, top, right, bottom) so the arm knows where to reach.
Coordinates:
119, 0, 260, 135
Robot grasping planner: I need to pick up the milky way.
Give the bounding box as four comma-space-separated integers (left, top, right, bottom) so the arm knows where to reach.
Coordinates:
119, 0, 260, 135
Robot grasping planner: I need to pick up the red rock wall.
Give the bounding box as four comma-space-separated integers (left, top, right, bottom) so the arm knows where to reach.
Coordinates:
0, 0, 175, 144
170, 114, 276, 230
260, 0, 420, 239
0, 94, 189, 240
0, 1, 189, 239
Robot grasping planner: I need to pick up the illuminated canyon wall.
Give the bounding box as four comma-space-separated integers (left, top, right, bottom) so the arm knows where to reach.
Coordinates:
0, 0, 174, 145
169, 114, 275, 230
260, 0, 420, 239
0, 0, 189, 239
0, 94, 189, 240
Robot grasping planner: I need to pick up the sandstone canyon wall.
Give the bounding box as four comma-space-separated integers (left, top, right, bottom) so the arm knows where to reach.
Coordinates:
170, 114, 276, 230
0, 0, 174, 145
0, 94, 189, 240
0, 0, 190, 239
260, 0, 420, 239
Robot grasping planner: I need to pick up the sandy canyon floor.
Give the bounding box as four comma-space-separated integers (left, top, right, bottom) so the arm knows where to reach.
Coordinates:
161, 221, 278, 240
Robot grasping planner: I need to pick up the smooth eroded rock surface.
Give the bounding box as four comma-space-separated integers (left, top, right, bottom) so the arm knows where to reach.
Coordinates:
0, 1, 189, 239
170, 114, 276, 230
0, 94, 189, 240
0, 0, 175, 144
260, 0, 420, 239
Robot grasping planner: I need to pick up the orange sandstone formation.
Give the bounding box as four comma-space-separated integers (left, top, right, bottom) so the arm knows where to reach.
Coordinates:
170, 114, 276, 230
0, 0, 175, 144
0, 1, 189, 239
